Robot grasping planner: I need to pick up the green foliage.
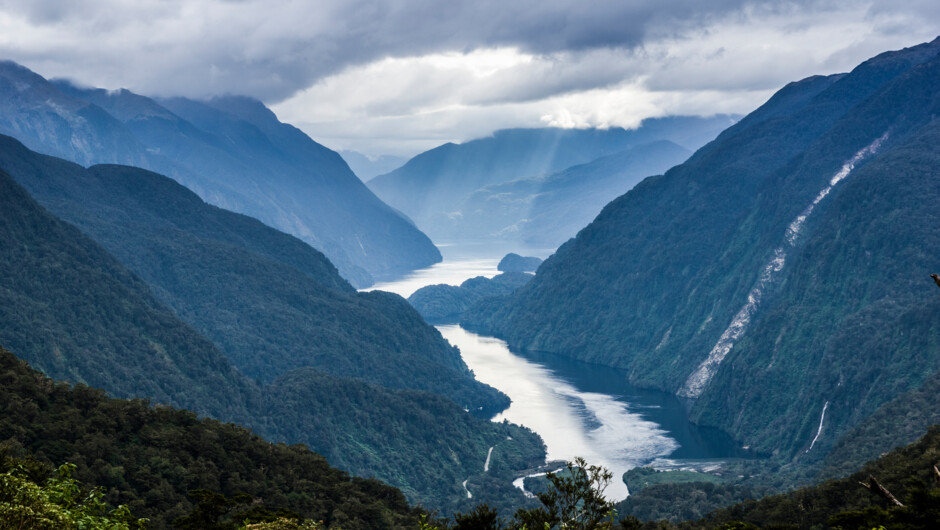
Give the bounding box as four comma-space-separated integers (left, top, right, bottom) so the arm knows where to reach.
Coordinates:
4, 64, 442, 286
264, 369, 545, 516
513, 458, 617, 530
0, 345, 423, 529
622, 468, 724, 495
617, 480, 765, 524
688, 426, 940, 529
0, 460, 146, 530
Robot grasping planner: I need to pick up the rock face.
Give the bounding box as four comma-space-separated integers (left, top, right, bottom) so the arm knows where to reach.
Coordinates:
465, 38, 940, 462
498, 253, 544, 273
0, 60, 441, 287
368, 118, 730, 246
409, 272, 532, 321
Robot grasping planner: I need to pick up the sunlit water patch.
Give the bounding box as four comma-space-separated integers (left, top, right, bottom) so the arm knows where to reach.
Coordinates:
366, 258, 500, 298
438, 325, 678, 500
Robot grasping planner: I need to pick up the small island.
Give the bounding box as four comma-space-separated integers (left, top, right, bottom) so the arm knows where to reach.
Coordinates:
497, 253, 543, 273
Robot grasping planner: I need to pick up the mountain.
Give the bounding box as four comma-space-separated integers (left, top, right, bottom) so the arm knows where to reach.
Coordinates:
0, 133, 504, 411
463, 140, 691, 247
0, 163, 254, 423
0, 59, 441, 287
339, 150, 407, 181
0, 159, 544, 513
0, 345, 421, 529
464, 38, 940, 469
367, 117, 732, 245
408, 272, 532, 322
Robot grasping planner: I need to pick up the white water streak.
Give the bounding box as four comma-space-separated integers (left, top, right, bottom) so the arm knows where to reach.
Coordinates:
462, 479, 472, 499
484, 446, 494, 472
679, 133, 888, 398
807, 401, 830, 452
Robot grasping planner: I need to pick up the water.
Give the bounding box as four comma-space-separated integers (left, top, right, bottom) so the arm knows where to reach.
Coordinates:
368, 258, 500, 298
369, 254, 747, 501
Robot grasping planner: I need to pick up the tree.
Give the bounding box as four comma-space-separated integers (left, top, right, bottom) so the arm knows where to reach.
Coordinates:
0, 462, 146, 530
513, 457, 617, 530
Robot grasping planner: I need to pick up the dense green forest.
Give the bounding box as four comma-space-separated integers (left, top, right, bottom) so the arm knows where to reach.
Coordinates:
0, 165, 545, 513
0, 134, 505, 412
0, 345, 421, 529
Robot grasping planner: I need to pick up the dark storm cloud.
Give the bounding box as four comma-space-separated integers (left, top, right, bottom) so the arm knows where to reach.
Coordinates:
0, 0, 770, 101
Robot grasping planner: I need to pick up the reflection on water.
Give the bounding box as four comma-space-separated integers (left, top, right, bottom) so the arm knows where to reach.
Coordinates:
439, 325, 750, 501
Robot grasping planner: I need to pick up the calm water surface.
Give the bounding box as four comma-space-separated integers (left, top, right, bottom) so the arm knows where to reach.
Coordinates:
370, 254, 746, 501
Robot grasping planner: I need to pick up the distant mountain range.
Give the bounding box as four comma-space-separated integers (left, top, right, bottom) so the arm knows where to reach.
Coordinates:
339, 150, 407, 181
368, 117, 736, 246
0, 60, 440, 287
466, 37, 940, 475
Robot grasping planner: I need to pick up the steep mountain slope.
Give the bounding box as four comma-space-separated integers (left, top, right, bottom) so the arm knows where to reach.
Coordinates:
0, 60, 441, 287
0, 166, 253, 423
368, 117, 732, 243
0, 165, 543, 513
0, 134, 504, 410
466, 38, 940, 462
0, 346, 421, 530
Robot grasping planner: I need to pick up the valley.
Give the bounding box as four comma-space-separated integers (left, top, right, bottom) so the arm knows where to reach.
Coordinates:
0, 10, 939, 527
369, 253, 751, 502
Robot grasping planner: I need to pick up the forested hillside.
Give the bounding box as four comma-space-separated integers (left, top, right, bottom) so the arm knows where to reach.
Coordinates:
0, 165, 544, 513
465, 38, 940, 466
0, 134, 504, 411
0, 345, 421, 529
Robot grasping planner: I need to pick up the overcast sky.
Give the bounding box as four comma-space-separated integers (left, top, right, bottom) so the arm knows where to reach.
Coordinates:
1, 1, 938, 157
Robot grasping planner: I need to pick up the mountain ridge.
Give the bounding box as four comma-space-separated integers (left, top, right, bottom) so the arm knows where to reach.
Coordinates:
463, 38, 940, 466
0, 59, 441, 287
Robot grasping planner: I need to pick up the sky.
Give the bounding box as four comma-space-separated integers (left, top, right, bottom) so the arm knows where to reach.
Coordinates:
0, 1, 937, 157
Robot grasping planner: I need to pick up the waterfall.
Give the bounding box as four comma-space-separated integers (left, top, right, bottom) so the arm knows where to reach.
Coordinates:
679, 132, 889, 399
807, 400, 830, 452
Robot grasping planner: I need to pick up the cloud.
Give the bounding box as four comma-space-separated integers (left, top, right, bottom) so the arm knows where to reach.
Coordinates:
271, 1, 940, 155
0, 0, 796, 101
0, 0, 938, 155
